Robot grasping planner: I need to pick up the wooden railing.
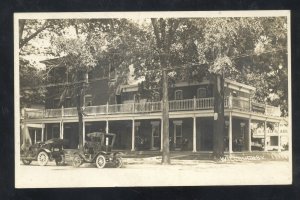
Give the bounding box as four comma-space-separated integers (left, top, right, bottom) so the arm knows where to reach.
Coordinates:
24, 96, 281, 119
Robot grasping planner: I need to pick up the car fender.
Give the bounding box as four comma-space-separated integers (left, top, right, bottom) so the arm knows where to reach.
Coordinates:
73, 151, 85, 159
113, 152, 124, 157
41, 148, 52, 154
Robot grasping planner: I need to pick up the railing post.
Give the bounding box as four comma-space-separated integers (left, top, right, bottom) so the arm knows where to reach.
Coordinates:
265, 103, 268, 115
106, 102, 109, 114
249, 97, 252, 112
133, 102, 135, 113
193, 96, 196, 110
228, 93, 233, 109
61, 106, 64, 117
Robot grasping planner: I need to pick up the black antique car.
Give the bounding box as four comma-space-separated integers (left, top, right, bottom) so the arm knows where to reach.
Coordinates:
20, 138, 68, 166
72, 132, 123, 168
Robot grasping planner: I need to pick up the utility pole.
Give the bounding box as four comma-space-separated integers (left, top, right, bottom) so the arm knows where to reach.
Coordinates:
162, 68, 170, 164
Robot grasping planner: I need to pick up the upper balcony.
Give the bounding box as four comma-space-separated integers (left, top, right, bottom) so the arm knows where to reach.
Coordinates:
23, 96, 281, 120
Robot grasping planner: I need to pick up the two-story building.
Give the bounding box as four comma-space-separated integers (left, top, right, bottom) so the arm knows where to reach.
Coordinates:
21, 57, 283, 154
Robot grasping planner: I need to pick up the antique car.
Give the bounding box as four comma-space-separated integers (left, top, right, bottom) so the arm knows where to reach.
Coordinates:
72, 132, 123, 168
20, 138, 68, 166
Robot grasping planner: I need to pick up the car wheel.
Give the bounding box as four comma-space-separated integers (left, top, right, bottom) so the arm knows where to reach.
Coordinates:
95, 155, 106, 169
55, 154, 65, 166
22, 159, 32, 165
72, 155, 83, 168
114, 157, 123, 168
37, 151, 49, 166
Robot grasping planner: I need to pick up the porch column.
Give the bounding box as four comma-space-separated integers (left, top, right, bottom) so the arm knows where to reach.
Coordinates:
248, 118, 252, 152
229, 112, 233, 153
161, 119, 163, 151
264, 120, 267, 151
131, 119, 135, 151
60, 106, 64, 139
41, 123, 44, 142
106, 120, 109, 133
193, 116, 197, 152
278, 122, 281, 152
34, 130, 37, 143
83, 120, 85, 145
60, 121, 64, 139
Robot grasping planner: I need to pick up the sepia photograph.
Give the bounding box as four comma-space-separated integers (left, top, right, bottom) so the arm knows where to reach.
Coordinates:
14, 11, 292, 188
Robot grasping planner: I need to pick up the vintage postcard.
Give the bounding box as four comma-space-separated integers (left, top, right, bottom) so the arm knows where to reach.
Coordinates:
15, 11, 292, 188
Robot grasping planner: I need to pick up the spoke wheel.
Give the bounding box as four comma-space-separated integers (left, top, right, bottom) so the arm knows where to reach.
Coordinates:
37, 151, 49, 166
55, 154, 65, 166
22, 159, 32, 165
72, 155, 83, 168
95, 155, 106, 169
114, 157, 123, 168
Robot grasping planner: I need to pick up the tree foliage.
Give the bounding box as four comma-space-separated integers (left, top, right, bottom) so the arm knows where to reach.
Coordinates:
19, 57, 45, 108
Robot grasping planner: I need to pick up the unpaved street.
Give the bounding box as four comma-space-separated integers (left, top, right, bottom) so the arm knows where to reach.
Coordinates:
15, 159, 291, 188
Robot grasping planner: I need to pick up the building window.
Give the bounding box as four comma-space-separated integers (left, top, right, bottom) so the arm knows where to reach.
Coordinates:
85, 95, 92, 106
197, 88, 207, 98
53, 98, 60, 108
64, 97, 72, 108
52, 125, 60, 139
153, 92, 160, 102
175, 90, 183, 100
122, 92, 135, 102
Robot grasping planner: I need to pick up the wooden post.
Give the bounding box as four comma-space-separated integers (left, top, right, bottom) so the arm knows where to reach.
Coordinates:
229, 111, 233, 154
278, 122, 281, 152
229, 93, 233, 109
59, 121, 62, 139
82, 120, 85, 145
193, 96, 196, 110
248, 118, 252, 152
106, 120, 109, 133
61, 105, 64, 117
249, 97, 252, 112
193, 116, 197, 152
264, 120, 268, 151
131, 119, 135, 151
106, 102, 109, 114
34, 130, 37, 144
41, 123, 44, 142
161, 119, 163, 152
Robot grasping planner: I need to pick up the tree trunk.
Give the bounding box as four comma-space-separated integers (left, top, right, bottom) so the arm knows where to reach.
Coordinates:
162, 69, 170, 164
213, 74, 225, 159
76, 72, 86, 150
76, 88, 84, 150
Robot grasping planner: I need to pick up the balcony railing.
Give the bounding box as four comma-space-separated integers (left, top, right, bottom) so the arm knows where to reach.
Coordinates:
23, 96, 281, 119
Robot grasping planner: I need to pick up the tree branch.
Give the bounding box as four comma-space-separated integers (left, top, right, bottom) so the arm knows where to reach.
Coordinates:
19, 20, 51, 48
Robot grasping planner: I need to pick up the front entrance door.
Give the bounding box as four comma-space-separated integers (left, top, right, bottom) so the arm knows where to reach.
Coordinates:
151, 121, 160, 150
173, 121, 183, 150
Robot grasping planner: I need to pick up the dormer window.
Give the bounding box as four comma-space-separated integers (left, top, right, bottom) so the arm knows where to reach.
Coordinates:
197, 88, 207, 98
175, 90, 183, 100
